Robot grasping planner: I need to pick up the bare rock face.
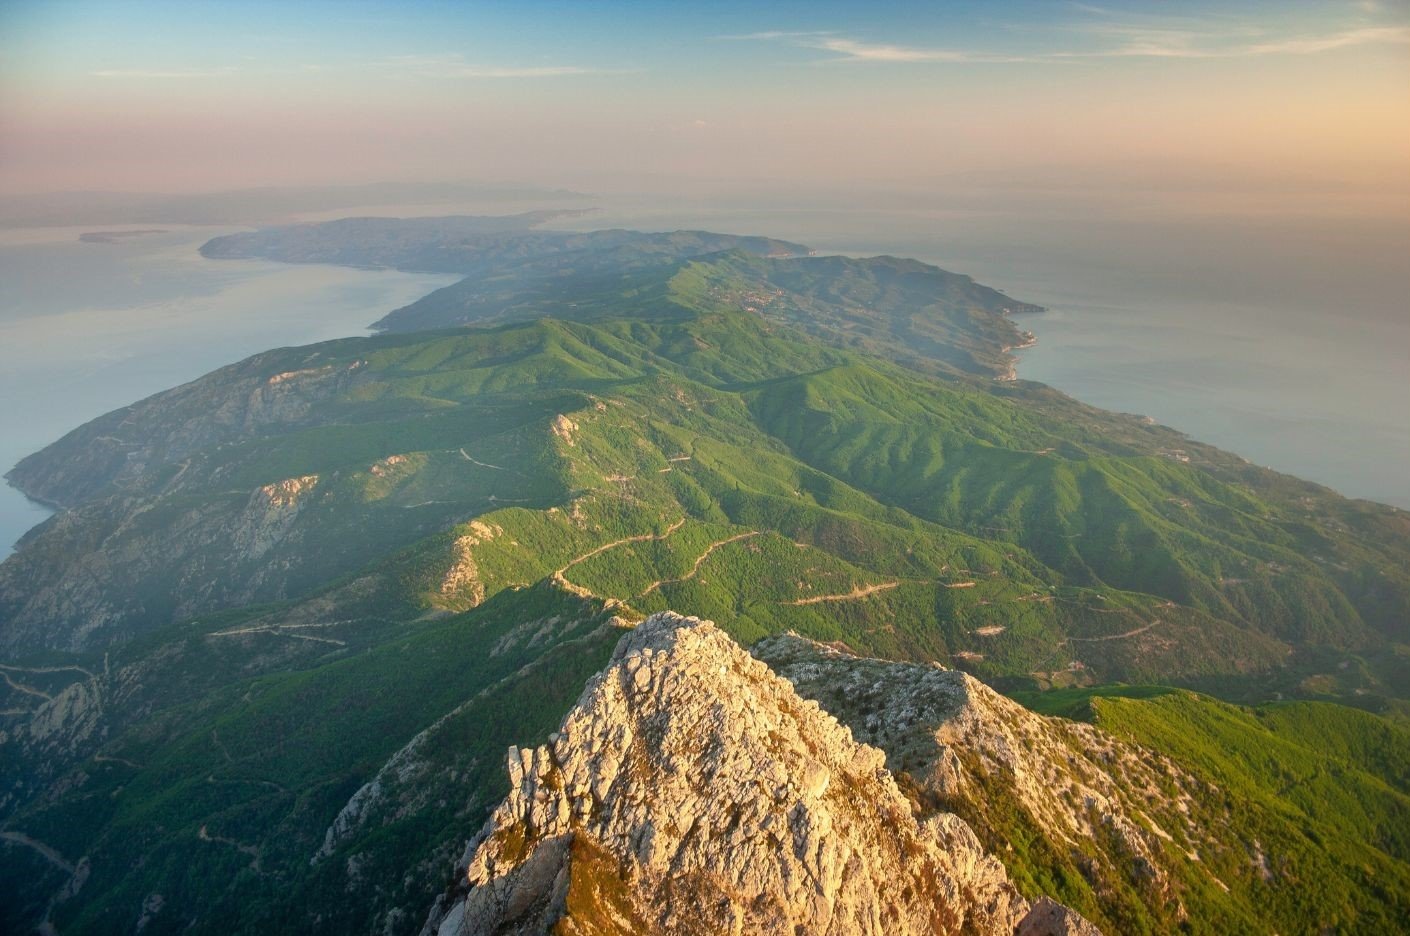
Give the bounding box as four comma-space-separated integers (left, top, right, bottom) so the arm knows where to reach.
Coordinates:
755, 635, 1205, 928
1015, 898, 1103, 936
424, 613, 1095, 936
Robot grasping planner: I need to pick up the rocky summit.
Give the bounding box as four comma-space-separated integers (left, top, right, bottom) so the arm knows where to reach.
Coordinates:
423, 612, 1098, 935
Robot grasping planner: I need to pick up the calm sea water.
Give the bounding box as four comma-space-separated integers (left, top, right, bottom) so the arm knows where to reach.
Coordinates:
0, 226, 458, 555
1010, 295, 1409, 510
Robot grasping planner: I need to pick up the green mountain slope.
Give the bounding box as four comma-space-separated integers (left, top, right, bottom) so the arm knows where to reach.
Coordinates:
200, 215, 1036, 378
3, 220, 1409, 933
761, 637, 1410, 935
4, 272, 1405, 687
1, 584, 624, 936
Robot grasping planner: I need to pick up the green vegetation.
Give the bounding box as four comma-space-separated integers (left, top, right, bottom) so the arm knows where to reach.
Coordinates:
1005, 683, 1181, 721
8, 585, 623, 936
3, 223, 1409, 933
7, 271, 1405, 688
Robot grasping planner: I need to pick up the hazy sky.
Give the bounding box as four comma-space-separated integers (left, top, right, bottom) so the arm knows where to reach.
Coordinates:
1, 0, 1407, 208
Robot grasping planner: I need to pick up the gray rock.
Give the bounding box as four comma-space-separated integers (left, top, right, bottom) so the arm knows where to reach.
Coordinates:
424, 612, 1098, 935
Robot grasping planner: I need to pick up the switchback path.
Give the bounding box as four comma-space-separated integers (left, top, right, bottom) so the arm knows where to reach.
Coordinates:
0, 831, 75, 874
458, 448, 506, 471
638, 531, 760, 597
554, 519, 687, 580
198, 825, 262, 873
783, 581, 901, 606
1066, 620, 1160, 643
0, 671, 51, 700
209, 620, 349, 647
0, 662, 96, 679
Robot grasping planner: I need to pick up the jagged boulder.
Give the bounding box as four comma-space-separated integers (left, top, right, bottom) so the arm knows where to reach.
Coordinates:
424, 612, 1096, 935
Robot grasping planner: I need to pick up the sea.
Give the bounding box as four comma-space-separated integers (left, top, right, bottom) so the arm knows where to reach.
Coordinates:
1, 200, 1405, 558
0, 226, 458, 555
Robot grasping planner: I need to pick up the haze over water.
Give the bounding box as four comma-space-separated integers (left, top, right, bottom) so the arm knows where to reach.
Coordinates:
0, 226, 458, 555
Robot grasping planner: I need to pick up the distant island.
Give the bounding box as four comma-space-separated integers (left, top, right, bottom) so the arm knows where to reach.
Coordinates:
78, 229, 167, 243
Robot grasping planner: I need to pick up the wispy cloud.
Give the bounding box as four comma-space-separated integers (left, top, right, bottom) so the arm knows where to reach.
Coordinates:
378, 54, 630, 79
725, 19, 1410, 65
714, 31, 829, 42
1242, 25, 1410, 56
91, 67, 238, 79
721, 31, 1037, 64
1073, 23, 1410, 58
90, 54, 639, 82
810, 37, 1033, 64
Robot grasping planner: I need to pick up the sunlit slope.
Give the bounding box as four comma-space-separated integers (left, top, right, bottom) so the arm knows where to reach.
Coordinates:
3, 254, 1410, 934
4, 291, 1405, 696
378, 249, 1040, 379
746, 362, 1402, 648
1081, 692, 1410, 933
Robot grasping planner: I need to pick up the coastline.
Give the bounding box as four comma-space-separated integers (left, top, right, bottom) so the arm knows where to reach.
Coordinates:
1008, 301, 1410, 511
2, 475, 63, 513
0, 230, 459, 557
995, 322, 1039, 382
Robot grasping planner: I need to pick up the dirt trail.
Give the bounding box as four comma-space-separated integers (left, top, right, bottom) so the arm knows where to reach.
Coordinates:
275, 632, 346, 646
784, 581, 901, 606
458, 448, 505, 471
0, 662, 96, 680
198, 825, 262, 873
1066, 620, 1160, 643
638, 531, 760, 597
0, 831, 75, 874
555, 519, 686, 579
209, 621, 350, 646
160, 458, 192, 493
551, 518, 688, 598
211, 730, 234, 763
0, 671, 52, 700
207, 776, 288, 794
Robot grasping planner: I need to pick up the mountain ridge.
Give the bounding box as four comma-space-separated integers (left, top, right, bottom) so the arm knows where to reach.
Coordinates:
425, 610, 1098, 936
3, 295, 1402, 696
2, 216, 1408, 934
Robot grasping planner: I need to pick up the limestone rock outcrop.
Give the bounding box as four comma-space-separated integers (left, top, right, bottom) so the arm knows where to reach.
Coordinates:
423, 612, 1097, 935
755, 634, 1208, 927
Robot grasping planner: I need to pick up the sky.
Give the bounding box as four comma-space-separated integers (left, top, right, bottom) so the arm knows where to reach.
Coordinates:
0, 0, 1407, 210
